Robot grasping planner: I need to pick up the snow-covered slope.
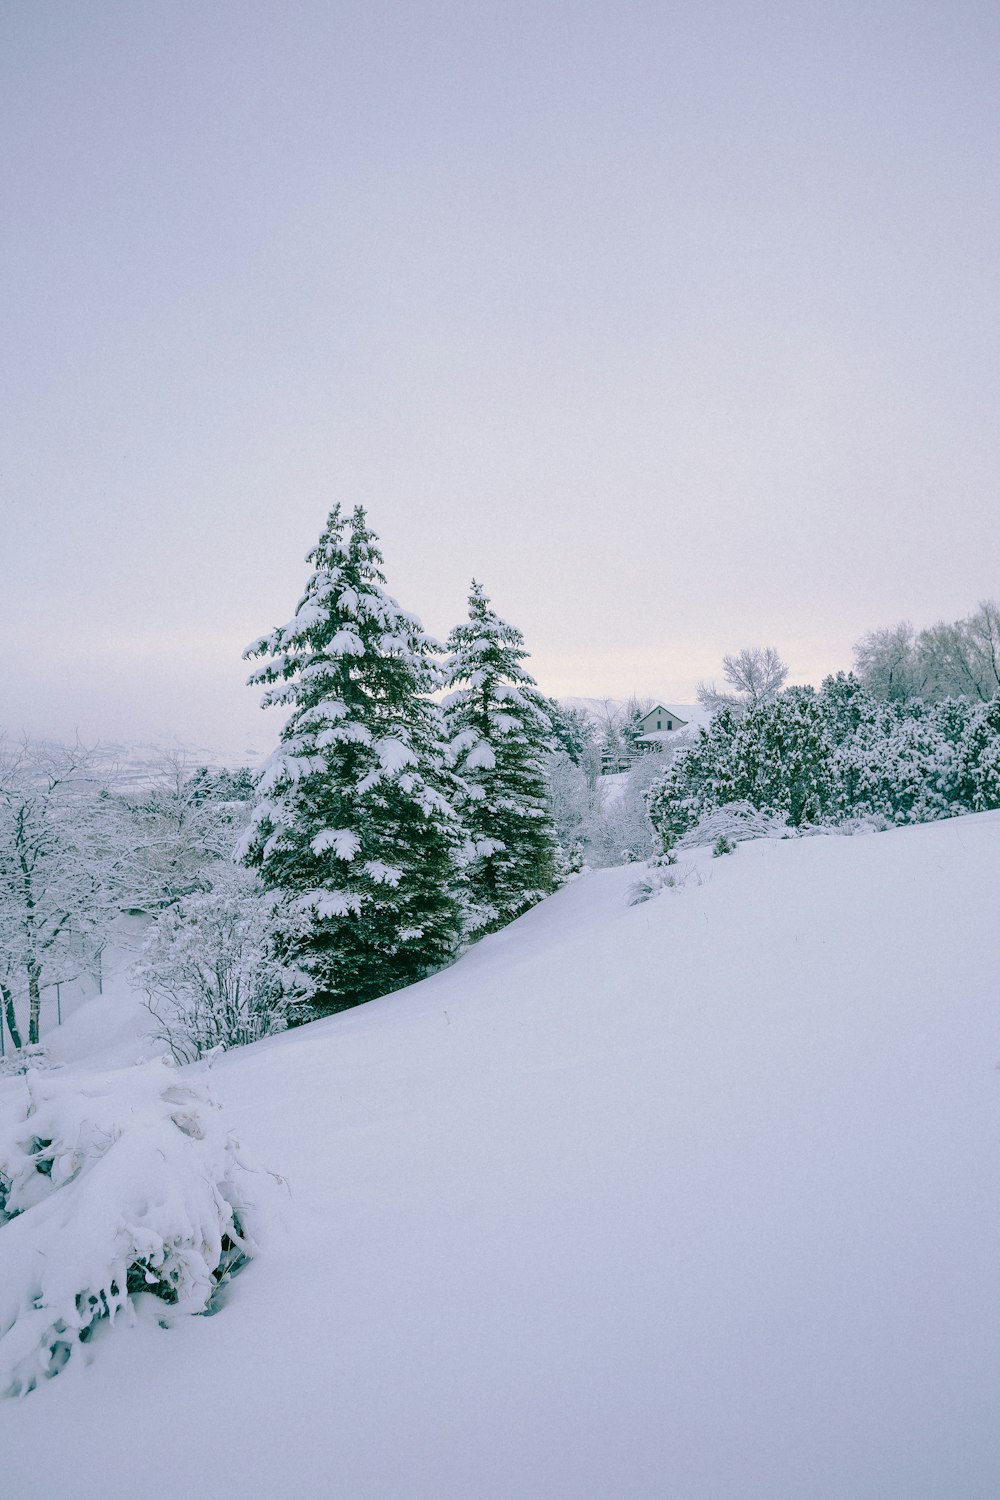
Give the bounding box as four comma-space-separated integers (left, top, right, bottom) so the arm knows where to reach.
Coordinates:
5, 815, 1000, 1498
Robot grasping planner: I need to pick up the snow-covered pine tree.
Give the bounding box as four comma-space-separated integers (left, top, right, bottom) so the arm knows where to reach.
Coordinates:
241, 505, 464, 1012
958, 697, 1000, 811
443, 581, 558, 935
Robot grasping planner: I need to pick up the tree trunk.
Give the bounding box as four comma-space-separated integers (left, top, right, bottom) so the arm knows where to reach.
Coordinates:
28, 967, 41, 1046
1, 982, 22, 1051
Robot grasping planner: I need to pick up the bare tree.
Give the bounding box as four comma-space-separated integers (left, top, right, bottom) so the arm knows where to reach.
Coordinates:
546, 750, 605, 862
698, 647, 789, 713
918, 620, 987, 701
132, 868, 312, 1062
922, 601, 1000, 702
585, 748, 667, 865
0, 740, 124, 1047
853, 622, 923, 701
113, 748, 251, 911
855, 601, 1000, 703
966, 600, 1000, 698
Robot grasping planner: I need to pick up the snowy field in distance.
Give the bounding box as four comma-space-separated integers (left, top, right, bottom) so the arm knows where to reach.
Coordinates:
3, 813, 1000, 1498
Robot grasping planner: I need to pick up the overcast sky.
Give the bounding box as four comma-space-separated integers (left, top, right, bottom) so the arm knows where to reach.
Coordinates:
3, 1, 998, 757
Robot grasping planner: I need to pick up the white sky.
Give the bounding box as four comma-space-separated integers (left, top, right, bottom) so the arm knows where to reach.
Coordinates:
3, 2, 999, 758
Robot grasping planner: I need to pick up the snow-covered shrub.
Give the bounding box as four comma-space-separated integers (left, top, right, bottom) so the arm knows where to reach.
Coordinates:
626, 859, 701, 905
958, 699, 1000, 811
0, 1059, 258, 1397
679, 801, 791, 851
646, 673, 1000, 853
712, 835, 736, 857
795, 814, 892, 839
833, 697, 970, 825
132, 869, 313, 1063
646, 689, 842, 848
553, 837, 587, 882
0, 1046, 48, 1080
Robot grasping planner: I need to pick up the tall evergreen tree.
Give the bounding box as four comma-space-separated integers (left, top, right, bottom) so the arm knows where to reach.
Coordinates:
241, 505, 464, 1012
443, 581, 558, 935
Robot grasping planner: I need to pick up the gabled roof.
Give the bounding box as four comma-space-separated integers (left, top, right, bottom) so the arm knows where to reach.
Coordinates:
636, 703, 689, 729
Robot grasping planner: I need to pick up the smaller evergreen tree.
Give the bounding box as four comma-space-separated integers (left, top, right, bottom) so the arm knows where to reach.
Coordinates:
443, 582, 558, 935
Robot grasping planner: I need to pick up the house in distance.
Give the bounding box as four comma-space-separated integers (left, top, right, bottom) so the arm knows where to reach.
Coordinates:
636, 704, 688, 741
599, 702, 692, 775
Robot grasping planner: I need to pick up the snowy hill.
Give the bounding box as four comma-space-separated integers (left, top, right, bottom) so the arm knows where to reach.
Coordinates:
5, 814, 1000, 1498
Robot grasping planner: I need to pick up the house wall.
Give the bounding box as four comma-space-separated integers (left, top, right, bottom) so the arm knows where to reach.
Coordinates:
637, 708, 686, 735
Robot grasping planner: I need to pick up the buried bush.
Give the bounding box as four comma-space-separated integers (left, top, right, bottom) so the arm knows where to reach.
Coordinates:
0, 1058, 262, 1397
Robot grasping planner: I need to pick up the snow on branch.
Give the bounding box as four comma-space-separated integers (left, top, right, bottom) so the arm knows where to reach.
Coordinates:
295, 890, 364, 919
677, 801, 792, 849
311, 829, 361, 860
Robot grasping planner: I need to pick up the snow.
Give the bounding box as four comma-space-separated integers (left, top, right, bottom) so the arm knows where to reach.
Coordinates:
373, 736, 417, 774
310, 828, 361, 860
327, 627, 365, 655
598, 768, 629, 804
464, 740, 496, 771
295, 890, 363, 919
4, 813, 1000, 1495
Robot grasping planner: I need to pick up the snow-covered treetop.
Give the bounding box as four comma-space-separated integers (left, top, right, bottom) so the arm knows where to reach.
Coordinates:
443, 581, 552, 744
244, 504, 442, 713
242, 505, 454, 815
